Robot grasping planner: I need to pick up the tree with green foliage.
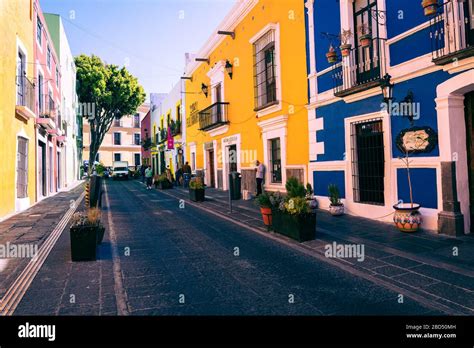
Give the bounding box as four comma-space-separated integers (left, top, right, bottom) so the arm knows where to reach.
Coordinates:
75, 54, 145, 173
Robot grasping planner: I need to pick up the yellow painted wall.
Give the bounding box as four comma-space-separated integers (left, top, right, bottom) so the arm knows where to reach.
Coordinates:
185, 0, 308, 187
0, 0, 37, 218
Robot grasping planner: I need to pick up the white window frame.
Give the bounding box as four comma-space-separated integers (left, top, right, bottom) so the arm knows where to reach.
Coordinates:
249, 23, 282, 118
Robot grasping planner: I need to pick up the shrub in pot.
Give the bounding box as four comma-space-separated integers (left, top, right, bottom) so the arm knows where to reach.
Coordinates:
70, 208, 104, 261
255, 192, 273, 227
328, 184, 344, 216
305, 183, 318, 211
358, 24, 372, 48
339, 29, 353, 57
154, 174, 173, 189
393, 137, 423, 232
189, 177, 205, 202
326, 44, 338, 64
272, 196, 316, 242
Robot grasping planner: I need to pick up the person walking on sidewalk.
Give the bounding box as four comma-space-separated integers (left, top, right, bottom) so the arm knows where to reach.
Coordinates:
255, 160, 265, 196
145, 166, 154, 190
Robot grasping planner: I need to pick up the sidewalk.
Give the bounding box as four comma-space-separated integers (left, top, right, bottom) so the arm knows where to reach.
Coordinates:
158, 184, 474, 315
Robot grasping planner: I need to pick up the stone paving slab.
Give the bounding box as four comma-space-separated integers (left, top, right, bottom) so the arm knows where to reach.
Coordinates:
0, 183, 84, 300
159, 184, 474, 314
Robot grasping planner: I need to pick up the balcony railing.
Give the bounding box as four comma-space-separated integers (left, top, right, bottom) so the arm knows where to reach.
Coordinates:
16, 75, 35, 111
198, 102, 229, 131
158, 128, 167, 144
40, 95, 56, 118
429, 0, 474, 64
332, 37, 386, 97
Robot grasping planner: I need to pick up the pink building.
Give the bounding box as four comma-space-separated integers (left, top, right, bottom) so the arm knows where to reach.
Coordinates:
141, 110, 151, 166
33, 0, 63, 199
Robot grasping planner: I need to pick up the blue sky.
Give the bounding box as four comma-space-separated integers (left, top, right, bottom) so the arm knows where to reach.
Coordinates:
40, 0, 236, 99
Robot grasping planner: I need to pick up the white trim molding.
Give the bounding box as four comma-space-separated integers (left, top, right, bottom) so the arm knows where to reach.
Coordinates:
258, 115, 288, 191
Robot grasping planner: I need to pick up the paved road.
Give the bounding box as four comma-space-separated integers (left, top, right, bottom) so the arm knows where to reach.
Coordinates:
13, 179, 445, 315
100, 179, 441, 315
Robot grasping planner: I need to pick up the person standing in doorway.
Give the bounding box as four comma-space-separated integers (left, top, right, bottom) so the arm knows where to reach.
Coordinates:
145, 165, 153, 190
255, 160, 265, 196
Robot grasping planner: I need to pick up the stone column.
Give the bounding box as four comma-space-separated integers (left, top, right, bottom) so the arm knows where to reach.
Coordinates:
438, 161, 465, 236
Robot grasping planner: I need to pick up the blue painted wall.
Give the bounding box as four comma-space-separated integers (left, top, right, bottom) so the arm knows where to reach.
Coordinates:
389, 26, 432, 66
313, 0, 341, 73
313, 170, 346, 198
386, 0, 429, 39
397, 168, 438, 209
312, 70, 455, 162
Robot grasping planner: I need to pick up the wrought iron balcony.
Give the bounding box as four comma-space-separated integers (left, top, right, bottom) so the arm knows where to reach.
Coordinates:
40, 95, 56, 118
331, 37, 386, 97
198, 102, 229, 131
16, 75, 35, 111
429, 0, 474, 65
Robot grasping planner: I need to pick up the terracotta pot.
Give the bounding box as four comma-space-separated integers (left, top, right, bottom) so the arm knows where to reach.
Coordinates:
340, 43, 352, 57
393, 203, 422, 232
359, 35, 372, 48
329, 204, 344, 216
260, 207, 273, 226
422, 0, 438, 16
326, 51, 338, 64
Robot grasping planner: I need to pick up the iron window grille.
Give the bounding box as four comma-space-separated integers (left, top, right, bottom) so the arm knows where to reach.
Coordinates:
269, 138, 282, 183
350, 118, 385, 205
253, 30, 278, 110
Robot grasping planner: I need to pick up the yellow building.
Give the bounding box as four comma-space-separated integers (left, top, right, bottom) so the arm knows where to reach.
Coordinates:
0, 0, 37, 219
185, 0, 308, 193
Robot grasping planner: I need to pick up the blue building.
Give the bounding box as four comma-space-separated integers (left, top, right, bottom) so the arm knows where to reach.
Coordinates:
305, 0, 474, 235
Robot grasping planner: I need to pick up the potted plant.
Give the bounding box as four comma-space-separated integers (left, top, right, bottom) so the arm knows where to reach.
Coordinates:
422, 0, 438, 16
272, 196, 316, 242
326, 44, 338, 64
154, 173, 173, 189
339, 29, 353, 57
328, 184, 344, 216
189, 177, 205, 202
70, 208, 104, 261
393, 137, 424, 233
358, 24, 372, 48
255, 192, 273, 227
270, 178, 316, 242
305, 183, 318, 211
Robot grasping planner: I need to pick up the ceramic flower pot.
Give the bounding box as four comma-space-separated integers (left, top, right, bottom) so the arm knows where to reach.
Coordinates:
359, 34, 372, 48
422, 0, 438, 16
393, 203, 422, 232
260, 207, 272, 226
340, 43, 352, 57
326, 50, 338, 64
329, 204, 344, 216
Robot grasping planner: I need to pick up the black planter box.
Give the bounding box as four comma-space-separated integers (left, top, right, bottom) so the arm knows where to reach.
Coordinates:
271, 210, 316, 242
157, 181, 173, 190
70, 225, 98, 261
97, 225, 105, 244
189, 188, 205, 202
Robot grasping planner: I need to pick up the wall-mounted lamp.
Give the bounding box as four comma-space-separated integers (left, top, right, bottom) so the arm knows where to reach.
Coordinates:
225, 60, 233, 79
201, 83, 209, 97
380, 73, 394, 103
218, 30, 236, 40
195, 58, 210, 64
